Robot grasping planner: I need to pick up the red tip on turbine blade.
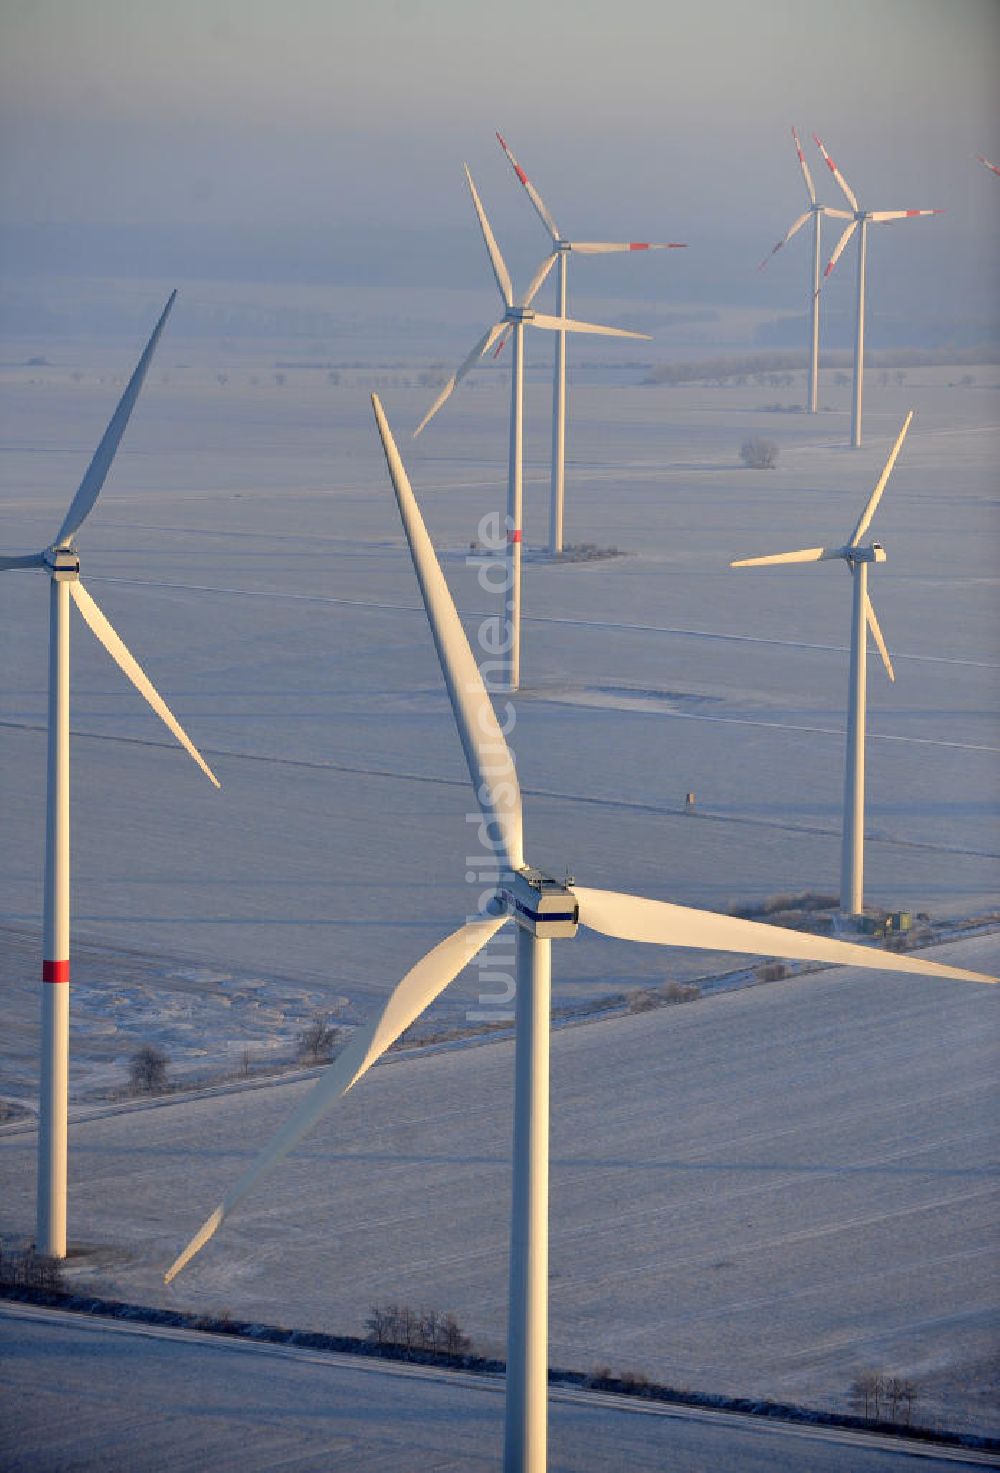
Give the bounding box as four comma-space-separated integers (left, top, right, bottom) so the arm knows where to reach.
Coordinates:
814, 134, 837, 171
43, 959, 69, 983
515, 164, 528, 185
824, 262, 835, 277
629, 242, 650, 251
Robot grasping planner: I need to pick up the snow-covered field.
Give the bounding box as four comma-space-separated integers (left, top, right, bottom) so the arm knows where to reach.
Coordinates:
7, 1305, 995, 1473
1, 329, 997, 1088
1, 933, 997, 1435
1, 312, 998, 1439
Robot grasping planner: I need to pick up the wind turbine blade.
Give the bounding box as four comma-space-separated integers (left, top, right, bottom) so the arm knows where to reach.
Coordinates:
822, 208, 856, 220
53, 292, 177, 548
730, 546, 842, 567
465, 165, 513, 309
164, 912, 506, 1283
373, 396, 524, 870
792, 126, 817, 204
496, 132, 560, 241
574, 887, 996, 986
569, 241, 687, 254
849, 411, 913, 546
870, 209, 942, 222
413, 323, 505, 437
0, 553, 46, 571
69, 579, 220, 788
866, 593, 895, 683
823, 219, 858, 278
813, 135, 859, 213
529, 313, 651, 340
978, 155, 1000, 177
757, 212, 811, 271
522, 253, 558, 309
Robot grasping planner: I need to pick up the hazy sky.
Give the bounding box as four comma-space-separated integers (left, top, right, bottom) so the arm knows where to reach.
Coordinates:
1, 0, 997, 324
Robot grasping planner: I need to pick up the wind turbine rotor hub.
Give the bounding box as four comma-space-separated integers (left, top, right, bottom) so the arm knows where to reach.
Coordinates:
43, 547, 80, 581
848, 542, 886, 564
500, 868, 579, 938
507, 306, 536, 323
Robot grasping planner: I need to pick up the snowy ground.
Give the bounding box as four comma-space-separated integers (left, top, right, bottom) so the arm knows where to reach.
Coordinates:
6, 1305, 996, 1473
1, 330, 997, 1095
1, 312, 997, 1441
1, 932, 997, 1436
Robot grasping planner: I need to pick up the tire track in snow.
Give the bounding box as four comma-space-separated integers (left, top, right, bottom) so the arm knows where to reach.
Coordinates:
1, 720, 997, 863
64, 573, 1000, 673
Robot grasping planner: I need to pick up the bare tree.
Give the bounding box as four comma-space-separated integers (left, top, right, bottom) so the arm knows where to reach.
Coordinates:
128, 1044, 169, 1094
296, 1015, 341, 1065
850, 1370, 917, 1424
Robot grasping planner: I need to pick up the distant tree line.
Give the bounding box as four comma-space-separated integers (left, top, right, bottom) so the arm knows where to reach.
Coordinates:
646, 344, 998, 388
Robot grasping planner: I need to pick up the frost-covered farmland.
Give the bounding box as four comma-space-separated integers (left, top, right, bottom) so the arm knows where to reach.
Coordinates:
1, 337, 997, 1071
1, 325, 997, 1435
4, 1305, 987, 1473
1, 934, 997, 1433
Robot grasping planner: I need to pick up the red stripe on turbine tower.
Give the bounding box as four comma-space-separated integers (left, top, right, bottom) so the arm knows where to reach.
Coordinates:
507, 529, 522, 543
43, 960, 70, 983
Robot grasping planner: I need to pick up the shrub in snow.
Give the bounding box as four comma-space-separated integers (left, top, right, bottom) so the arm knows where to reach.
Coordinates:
296, 1015, 341, 1065
661, 980, 701, 1004
0, 1245, 65, 1291
740, 437, 779, 469
128, 1044, 169, 1094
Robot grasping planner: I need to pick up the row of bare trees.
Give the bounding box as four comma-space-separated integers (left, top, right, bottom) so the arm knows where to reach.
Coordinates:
850, 1370, 917, 1424
366, 1301, 471, 1357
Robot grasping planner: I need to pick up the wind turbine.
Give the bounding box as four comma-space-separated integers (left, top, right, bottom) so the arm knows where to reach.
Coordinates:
1, 292, 220, 1258
414, 164, 649, 692
166, 398, 994, 1473
496, 132, 685, 553
758, 127, 853, 414
731, 412, 913, 918
814, 134, 941, 448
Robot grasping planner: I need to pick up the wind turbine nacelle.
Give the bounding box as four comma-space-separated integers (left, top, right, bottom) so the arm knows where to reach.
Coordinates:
501, 869, 579, 938
850, 543, 886, 564
43, 548, 81, 581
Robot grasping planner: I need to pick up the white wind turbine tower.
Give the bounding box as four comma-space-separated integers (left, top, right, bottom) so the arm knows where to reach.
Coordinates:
814, 134, 940, 448
496, 132, 685, 552
165, 397, 995, 1473
758, 126, 853, 414
414, 165, 649, 692
1, 292, 220, 1258
731, 412, 913, 919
